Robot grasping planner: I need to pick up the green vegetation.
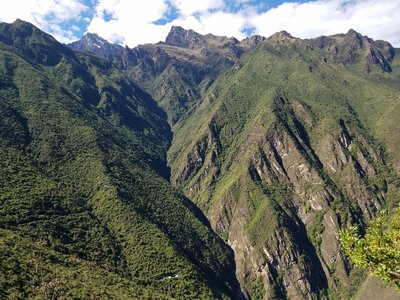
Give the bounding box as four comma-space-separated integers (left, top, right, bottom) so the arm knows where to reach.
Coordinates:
307, 211, 325, 254
2, 19, 400, 299
249, 277, 265, 300
168, 31, 400, 298
0, 20, 241, 299
341, 208, 400, 290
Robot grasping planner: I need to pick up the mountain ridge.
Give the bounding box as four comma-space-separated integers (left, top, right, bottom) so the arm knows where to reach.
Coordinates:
168, 36, 400, 297
1, 19, 400, 299
68, 26, 397, 126
69, 26, 396, 74
0, 19, 243, 299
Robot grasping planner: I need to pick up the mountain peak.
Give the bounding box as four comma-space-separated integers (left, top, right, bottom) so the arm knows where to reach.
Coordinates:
308, 29, 394, 72
277, 30, 293, 37
4, 18, 44, 36
0, 19, 70, 66
165, 26, 205, 48
343, 28, 364, 43
81, 32, 109, 48
346, 28, 361, 36
267, 30, 296, 45
83, 32, 102, 39
12, 18, 31, 26
239, 34, 266, 50
169, 25, 186, 34
68, 32, 124, 57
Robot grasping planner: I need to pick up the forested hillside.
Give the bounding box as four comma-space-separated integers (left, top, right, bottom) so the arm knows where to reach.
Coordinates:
0, 20, 242, 299
0, 18, 399, 299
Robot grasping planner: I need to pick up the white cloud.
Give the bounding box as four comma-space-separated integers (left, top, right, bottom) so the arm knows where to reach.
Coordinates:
170, 0, 225, 16
250, 0, 400, 46
87, 0, 170, 45
0, 0, 88, 43
86, 0, 400, 48
188, 11, 247, 39
87, 0, 250, 46
0, 0, 399, 47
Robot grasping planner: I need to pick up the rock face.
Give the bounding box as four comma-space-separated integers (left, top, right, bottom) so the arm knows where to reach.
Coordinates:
64, 26, 399, 298
68, 32, 124, 58
68, 27, 265, 125
165, 26, 208, 48
355, 275, 400, 300
307, 29, 395, 72
168, 34, 400, 298
240, 35, 267, 50
172, 105, 387, 298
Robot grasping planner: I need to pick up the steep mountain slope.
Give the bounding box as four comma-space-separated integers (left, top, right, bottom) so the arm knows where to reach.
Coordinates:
0, 20, 243, 299
69, 26, 266, 124
3, 19, 400, 299
168, 30, 400, 298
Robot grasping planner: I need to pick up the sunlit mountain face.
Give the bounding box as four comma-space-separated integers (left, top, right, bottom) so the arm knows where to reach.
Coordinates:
1, 19, 400, 299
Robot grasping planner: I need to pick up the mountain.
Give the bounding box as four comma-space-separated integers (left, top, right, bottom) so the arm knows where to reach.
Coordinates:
0, 19, 74, 66
68, 32, 124, 58
168, 30, 400, 298
307, 29, 395, 72
68, 26, 266, 125
0, 20, 243, 299
2, 19, 400, 299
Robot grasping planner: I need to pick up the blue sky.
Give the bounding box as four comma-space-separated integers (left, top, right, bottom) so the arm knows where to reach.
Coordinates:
73, 0, 310, 37
0, 0, 399, 47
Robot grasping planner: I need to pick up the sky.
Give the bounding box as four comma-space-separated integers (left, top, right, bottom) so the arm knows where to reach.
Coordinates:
0, 0, 399, 47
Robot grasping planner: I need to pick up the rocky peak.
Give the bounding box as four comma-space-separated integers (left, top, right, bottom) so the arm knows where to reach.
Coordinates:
165, 26, 206, 48
276, 30, 293, 38
374, 39, 396, 61
267, 30, 296, 45
9, 18, 34, 31
81, 32, 108, 48
345, 28, 363, 40
239, 35, 266, 50
68, 32, 124, 58
308, 29, 395, 72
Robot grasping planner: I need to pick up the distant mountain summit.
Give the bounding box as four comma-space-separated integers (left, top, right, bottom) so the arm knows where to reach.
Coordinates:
66, 26, 398, 128
68, 26, 266, 124
2, 19, 399, 299
69, 26, 396, 74
164, 25, 207, 48
308, 29, 395, 72
240, 34, 267, 50
68, 32, 124, 58
161, 25, 262, 54
267, 30, 295, 44
0, 19, 73, 65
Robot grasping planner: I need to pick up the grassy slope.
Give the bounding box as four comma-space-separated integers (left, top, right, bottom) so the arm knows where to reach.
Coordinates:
110, 33, 244, 126
355, 275, 400, 300
0, 21, 241, 299
171, 39, 400, 201
169, 39, 400, 297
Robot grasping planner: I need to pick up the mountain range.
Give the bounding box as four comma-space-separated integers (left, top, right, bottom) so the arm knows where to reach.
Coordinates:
1, 19, 400, 299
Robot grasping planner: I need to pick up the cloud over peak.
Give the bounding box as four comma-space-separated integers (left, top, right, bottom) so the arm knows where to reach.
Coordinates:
0, 0, 399, 47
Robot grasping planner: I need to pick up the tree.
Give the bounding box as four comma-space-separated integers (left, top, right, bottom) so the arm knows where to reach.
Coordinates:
340, 208, 400, 291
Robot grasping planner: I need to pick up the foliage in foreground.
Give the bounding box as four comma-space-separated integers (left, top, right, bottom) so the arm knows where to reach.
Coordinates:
341, 208, 400, 291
